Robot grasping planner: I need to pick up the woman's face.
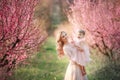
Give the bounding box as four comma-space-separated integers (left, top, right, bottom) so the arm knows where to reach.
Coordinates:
60, 32, 68, 43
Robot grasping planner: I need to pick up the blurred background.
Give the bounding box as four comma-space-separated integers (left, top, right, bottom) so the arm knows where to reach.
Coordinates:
1, 0, 120, 80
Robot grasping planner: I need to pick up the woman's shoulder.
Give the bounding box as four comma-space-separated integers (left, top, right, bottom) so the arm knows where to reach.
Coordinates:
63, 43, 73, 50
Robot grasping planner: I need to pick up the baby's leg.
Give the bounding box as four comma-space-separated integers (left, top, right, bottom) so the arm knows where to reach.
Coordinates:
80, 66, 86, 76
83, 66, 86, 74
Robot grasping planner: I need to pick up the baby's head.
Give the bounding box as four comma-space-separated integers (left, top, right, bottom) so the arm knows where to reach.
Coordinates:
77, 30, 85, 39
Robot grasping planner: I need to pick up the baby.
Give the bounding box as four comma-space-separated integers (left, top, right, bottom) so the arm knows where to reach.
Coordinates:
72, 30, 91, 76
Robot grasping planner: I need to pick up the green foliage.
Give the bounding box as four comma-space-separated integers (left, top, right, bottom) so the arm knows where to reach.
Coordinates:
86, 50, 120, 80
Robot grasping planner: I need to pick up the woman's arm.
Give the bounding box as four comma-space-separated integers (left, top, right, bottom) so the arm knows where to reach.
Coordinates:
75, 45, 84, 52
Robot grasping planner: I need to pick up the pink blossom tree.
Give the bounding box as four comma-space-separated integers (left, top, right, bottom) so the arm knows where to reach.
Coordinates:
0, 0, 47, 78
66, 0, 120, 60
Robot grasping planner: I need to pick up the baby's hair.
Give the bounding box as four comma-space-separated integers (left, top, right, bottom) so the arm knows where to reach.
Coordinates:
78, 30, 85, 35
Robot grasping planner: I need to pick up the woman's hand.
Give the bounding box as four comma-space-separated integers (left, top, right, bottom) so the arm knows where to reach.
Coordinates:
73, 44, 84, 52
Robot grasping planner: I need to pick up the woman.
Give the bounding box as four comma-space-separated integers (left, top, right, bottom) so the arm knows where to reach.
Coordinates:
56, 31, 88, 80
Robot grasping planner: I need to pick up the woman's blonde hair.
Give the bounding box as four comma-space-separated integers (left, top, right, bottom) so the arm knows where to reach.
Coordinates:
56, 31, 66, 57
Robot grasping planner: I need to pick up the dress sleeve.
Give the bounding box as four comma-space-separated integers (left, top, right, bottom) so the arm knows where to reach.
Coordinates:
63, 46, 84, 65
83, 43, 92, 63
63, 47, 73, 60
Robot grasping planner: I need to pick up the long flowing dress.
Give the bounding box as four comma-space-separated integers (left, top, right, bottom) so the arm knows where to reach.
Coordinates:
63, 43, 88, 80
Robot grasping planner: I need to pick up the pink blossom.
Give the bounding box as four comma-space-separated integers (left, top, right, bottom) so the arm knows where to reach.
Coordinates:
66, 0, 120, 60
0, 0, 47, 78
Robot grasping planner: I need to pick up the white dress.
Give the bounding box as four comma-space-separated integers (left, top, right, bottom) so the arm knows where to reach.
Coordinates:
74, 38, 91, 66
63, 43, 88, 80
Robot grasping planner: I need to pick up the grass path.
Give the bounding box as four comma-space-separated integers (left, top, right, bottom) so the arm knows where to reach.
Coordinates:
9, 36, 69, 80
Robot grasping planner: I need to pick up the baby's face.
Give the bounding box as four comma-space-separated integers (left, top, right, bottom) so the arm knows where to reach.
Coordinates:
77, 33, 84, 39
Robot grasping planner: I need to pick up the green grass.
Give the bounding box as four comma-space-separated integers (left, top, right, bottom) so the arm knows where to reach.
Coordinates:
9, 36, 120, 80
9, 36, 68, 80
